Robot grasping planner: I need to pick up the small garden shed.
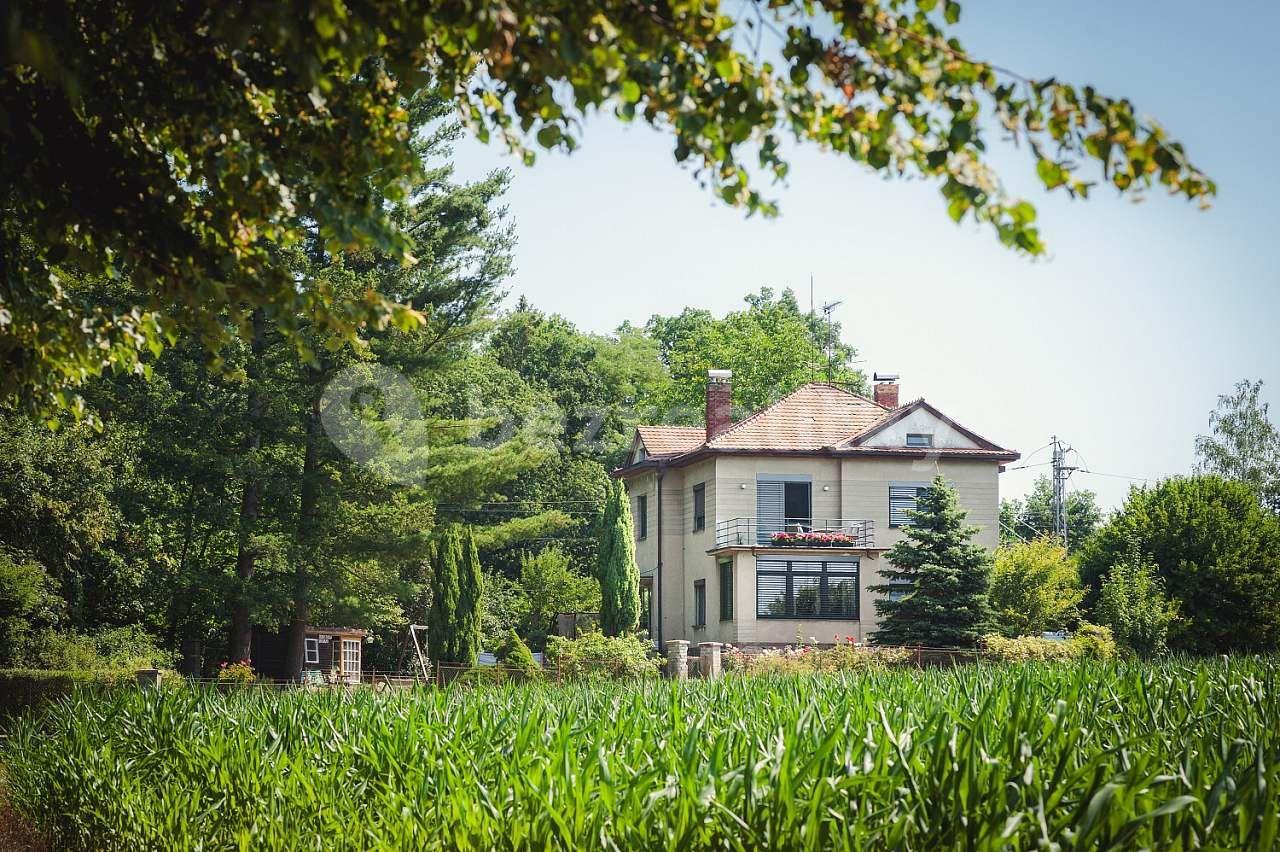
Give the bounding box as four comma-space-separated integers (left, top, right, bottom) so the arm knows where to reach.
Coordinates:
251, 626, 368, 683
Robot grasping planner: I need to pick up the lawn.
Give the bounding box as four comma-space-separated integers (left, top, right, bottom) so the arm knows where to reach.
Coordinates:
2, 659, 1278, 850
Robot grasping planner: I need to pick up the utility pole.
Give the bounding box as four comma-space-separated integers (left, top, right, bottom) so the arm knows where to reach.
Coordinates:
1050, 435, 1078, 548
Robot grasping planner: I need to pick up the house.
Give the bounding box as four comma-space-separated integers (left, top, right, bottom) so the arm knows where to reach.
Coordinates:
251, 625, 368, 683
614, 371, 1018, 648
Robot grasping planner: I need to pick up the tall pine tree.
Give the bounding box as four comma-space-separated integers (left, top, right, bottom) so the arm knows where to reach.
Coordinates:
597, 480, 640, 636
870, 475, 992, 648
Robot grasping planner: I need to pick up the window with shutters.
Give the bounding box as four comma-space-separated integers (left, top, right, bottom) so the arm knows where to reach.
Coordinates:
889, 481, 931, 527
693, 580, 707, 627
692, 483, 706, 532
636, 494, 648, 539
756, 474, 812, 543
755, 558, 859, 619
719, 559, 733, 621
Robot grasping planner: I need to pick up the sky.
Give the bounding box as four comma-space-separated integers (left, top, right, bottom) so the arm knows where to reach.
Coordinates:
449, 0, 1280, 511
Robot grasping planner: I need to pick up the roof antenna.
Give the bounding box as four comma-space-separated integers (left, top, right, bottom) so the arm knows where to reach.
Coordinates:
821, 300, 843, 382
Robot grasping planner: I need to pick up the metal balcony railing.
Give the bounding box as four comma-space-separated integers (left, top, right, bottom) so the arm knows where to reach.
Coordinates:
713, 517, 876, 549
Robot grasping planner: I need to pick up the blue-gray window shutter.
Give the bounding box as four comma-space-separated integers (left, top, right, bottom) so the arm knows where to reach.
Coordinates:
890, 481, 930, 527
756, 480, 785, 544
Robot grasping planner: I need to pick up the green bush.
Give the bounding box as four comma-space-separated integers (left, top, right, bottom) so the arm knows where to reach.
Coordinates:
544, 632, 660, 681
1070, 622, 1118, 660
0, 669, 138, 717
497, 629, 544, 682
21, 625, 175, 672
215, 660, 256, 686
1094, 540, 1178, 657
981, 634, 1081, 663
724, 642, 910, 676
980, 624, 1116, 663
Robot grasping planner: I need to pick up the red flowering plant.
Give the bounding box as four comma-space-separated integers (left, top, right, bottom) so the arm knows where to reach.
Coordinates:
769, 531, 859, 547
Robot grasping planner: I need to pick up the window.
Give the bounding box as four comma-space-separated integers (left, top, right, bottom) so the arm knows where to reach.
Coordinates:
784, 482, 812, 527
756, 558, 859, 619
693, 580, 707, 627
757, 474, 813, 543
692, 483, 706, 532
636, 494, 648, 539
719, 559, 733, 621
890, 481, 931, 527
304, 637, 319, 665
341, 639, 361, 679
906, 433, 933, 448
887, 582, 914, 602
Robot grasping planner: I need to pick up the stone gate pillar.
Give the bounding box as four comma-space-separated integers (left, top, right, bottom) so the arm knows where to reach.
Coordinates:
666, 640, 690, 680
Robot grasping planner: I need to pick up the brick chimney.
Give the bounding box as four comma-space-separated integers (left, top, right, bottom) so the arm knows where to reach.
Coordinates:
705, 369, 733, 440
873, 373, 900, 409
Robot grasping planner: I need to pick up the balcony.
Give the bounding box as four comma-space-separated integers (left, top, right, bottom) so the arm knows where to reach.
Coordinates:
713, 517, 876, 550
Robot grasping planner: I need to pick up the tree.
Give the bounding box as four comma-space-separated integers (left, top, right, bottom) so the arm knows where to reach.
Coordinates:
1195, 379, 1280, 512
870, 475, 992, 647
457, 527, 484, 666
646, 288, 865, 415
1094, 539, 1178, 657
597, 481, 640, 636
520, 547, 601, 649
989, 538, 1085, 638
999, 475, 1101, 552
426, 528, 463, 664
0, 549, 63, 666
4, 1, 1214, 416
1078, 476, 1280, 652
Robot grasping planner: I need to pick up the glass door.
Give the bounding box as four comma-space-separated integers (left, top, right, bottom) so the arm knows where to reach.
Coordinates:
341, 639, 361, 684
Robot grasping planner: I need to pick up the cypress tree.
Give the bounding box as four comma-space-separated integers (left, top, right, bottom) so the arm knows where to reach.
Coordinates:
869, 475, 993, 648
456, 526, 483, 667
598, 480, 641, 636
427, 525, 463, 663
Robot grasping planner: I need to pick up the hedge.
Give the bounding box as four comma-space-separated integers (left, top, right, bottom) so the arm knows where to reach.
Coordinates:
0, 669, 140, 719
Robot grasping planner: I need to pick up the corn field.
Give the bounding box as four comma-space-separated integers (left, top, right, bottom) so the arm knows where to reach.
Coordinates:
3, 659, 1278, 850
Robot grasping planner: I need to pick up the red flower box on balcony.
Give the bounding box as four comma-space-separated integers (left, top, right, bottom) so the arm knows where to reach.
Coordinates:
769, 531, 859, 547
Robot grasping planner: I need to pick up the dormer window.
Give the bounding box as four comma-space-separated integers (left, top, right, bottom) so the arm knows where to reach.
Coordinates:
905, 433, 933, 448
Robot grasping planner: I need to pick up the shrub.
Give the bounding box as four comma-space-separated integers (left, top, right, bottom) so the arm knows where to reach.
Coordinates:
216, 660, 256, 686
497, 629, 544, 682
1070, 622, 1117, 660
980, 623, 1116, 663
0, 669, 138, 717
1095, 540, 1178, 657
989, 538, 1085, 638
19, 624, 175, 671
544, 632, 660, 681
724, 641, 910, 676
981, 634, 1080, 663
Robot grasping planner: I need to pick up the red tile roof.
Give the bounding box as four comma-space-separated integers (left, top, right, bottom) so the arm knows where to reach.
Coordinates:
636, 425, 704, 457
620, 383, 1017, 472
706, 383, 888, 450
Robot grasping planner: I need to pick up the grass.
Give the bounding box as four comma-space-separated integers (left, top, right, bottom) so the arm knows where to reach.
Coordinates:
2, 658, 1278, 850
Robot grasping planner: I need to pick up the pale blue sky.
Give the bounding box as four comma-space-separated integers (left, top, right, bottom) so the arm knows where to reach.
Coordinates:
451, 1, 1279, 510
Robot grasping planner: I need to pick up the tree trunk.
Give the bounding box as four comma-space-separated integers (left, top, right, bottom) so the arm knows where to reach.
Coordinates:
284, 377, 323, 680
228, 309, 266, 663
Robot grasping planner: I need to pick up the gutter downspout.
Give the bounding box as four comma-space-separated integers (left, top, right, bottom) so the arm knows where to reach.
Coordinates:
655, 464, 665, 648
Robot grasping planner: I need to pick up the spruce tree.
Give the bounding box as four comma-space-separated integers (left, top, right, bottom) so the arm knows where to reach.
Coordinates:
597, 480, 641, 636
427, 526, 463, 663
456, 526, 484, 667
870, 475, 993, 648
